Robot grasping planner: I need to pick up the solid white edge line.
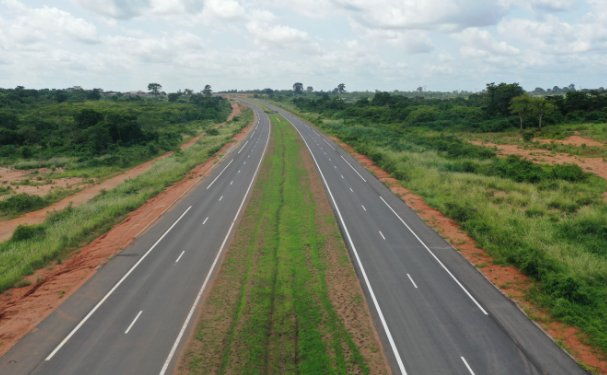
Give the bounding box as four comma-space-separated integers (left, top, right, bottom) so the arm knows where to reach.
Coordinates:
461, 357, 476, 375
323, 138, 336, 150
238, 140, 249, 153
340, 155, 367, 182
207, 159, 233, 189
175, 251, 185, 263
285, 117, 409, 375
45, 206, 192, 361
379, 231, 386, 240
125, 311, 143, 334
379, 196, 488, 315
407, 274, 418, 289
159, 105, 271, 375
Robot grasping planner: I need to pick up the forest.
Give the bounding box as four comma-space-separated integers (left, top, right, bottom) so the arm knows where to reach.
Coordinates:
287, 83, 607, 133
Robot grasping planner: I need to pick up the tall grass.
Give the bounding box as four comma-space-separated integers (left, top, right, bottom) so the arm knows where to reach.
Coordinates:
270, 101, 607, 356
0, 109, 253, 292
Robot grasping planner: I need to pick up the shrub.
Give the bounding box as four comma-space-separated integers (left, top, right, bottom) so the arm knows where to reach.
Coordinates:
11, 224, 45, 242
206, 128, 219, 136
522, 131, 534, 142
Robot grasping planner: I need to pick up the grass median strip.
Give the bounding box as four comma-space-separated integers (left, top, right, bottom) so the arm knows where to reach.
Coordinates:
177, 114, 389, 374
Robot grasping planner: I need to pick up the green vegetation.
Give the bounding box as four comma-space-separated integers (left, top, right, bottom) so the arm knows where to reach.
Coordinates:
0, 86, 231, 217
267, 99, 607, 357
184, 115, 372, 374
0, 108, 252, 292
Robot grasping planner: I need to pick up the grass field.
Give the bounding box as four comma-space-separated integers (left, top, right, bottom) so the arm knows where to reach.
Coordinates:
177, 114, 388, 374
266, 100, 607, 369
0, 108, 253, 293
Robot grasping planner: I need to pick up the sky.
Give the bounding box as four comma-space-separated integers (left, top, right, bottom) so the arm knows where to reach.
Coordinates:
0, 0, 605, 93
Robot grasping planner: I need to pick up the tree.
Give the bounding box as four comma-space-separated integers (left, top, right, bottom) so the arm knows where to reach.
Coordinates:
74, 109, 104, 129
293, 82, 304, 94
337, 83, 346, 94
148, 83, 162, 96
509, 93, 533, 131
417, 87, 423, 92
87, 88, 102, 100
331, 88, 338, 95
486, 82, 525, 117
530, 98, 556, 130
168, 93, 180, 102
203, 85, 212, 96
306, 86, 313, 93
184, 88, 193, 95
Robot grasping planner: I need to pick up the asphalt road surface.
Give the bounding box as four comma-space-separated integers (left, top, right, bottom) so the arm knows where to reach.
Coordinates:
262, 101, 587, 375
0, 104, 271, 375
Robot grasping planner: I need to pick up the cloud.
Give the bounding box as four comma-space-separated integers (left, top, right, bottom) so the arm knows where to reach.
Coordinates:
498, 12, 607, 54
454, 27, 520, 56
2, 0, 99, 45
246, 21, 322, 54
351, 21, 433, 53
200, 0, 246, 24
72, 0, 152, 19
332, 0, 510, 32
104, 31, 204, 63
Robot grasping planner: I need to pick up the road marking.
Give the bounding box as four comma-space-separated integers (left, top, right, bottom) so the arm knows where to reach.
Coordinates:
340, 155, 367, 182
379, 231, 386, 240
175, 251, 185, 263
287, 121, 409, 375
238, 140, 249, 153
244, 162, 246, 164
362, 205, 366, 211
462, 357, 475, 374
323, 139, 335, 150
334, 166, 337, 169
407, 274, 418, 289
46, 206, 192, 361
125, 311, 143, 334
207, 159, 233, 189
230, 181, 233, 185
380, 196, 488, 315
238, 170, 240, 173
248, 155, 250, 158
341, 175, 344, 179
203, 217, 208, 224
329, 158, 331, 161
219, 195, 223, 201
350, 188, 353, 192
160, 107, 272, 375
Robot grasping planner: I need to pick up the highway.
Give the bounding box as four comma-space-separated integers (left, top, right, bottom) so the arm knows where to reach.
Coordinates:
263, 101, 587, 375
0, 103, 271, 375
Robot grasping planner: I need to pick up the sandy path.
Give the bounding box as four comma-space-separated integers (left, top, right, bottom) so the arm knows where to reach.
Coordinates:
470, 140, 607, 181
0, 114, 255, 358
537, 135, 604, 147
0, 102, 241, 243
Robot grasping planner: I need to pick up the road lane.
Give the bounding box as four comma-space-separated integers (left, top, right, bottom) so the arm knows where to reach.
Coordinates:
264, 101, 587, 375
0, 104, 271, 375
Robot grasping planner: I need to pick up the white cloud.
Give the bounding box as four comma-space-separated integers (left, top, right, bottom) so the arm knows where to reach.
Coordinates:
72, 0, 152, 19
498, 12, 607, 54
332, 0, 510, 32
351, 21, 433, 53
454, 27, 520, 56
246, 21, 322, 54
104, 31, 204, 63
2, 0, 99, 45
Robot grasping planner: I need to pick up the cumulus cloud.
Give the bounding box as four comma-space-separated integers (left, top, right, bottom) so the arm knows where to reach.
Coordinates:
454, 27, 520, 56
246, 21, 322, 54
498, 12, 607, 54
351, 21, 433, 53
72, 0, 152, 19
2, 0, 99, 45
332, 0, 510, 32
104, 31, 204, 63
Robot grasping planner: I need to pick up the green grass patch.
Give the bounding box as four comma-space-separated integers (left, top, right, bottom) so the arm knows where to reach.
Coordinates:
185, 114, 371, 374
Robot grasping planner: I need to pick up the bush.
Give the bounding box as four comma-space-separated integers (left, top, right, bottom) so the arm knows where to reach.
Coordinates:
11, 224, 45, 242
206, 128, 219, 136
0, 193, 47, 215
522, 131, 534, 142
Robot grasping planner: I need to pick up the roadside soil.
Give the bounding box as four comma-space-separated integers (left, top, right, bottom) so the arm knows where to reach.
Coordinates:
328, 134, 607, 374
0, 102, 241, 242
175, 117, 390, 374
0, 167, 89, 201
537, 135, 604, 147
470, 140, 607, 182
0, 110, 253, 358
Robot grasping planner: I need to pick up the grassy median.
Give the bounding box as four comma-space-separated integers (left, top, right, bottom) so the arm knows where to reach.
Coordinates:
177, 114, 388, 374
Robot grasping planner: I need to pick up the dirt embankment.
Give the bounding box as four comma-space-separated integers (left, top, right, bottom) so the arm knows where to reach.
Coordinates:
0, 102, 241, 243
470, 137, 607, 182
326, 134, 607, 373
0, 104, 252, 358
